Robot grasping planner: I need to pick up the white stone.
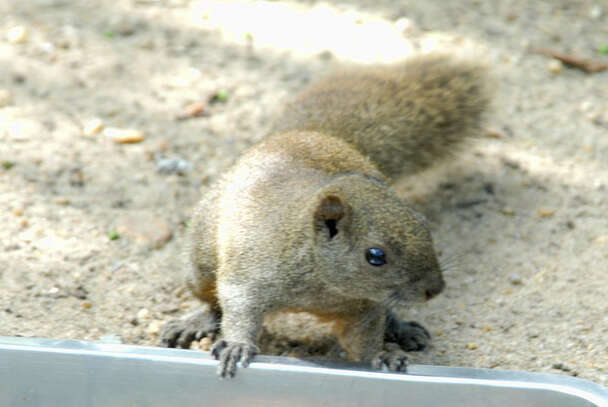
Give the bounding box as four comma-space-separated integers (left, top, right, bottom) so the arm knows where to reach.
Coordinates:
7, 26, 28, 44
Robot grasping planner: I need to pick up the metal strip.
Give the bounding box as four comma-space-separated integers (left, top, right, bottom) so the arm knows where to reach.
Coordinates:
0, 337, 606, 407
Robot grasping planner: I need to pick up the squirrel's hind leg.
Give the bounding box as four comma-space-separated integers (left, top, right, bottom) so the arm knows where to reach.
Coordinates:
160, 267, 222, 349
160, 266, 221, 349
331, 306, 407, 372
161, 194, 222, 349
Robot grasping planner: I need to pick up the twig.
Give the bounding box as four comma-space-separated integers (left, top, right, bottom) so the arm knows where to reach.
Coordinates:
533, 48, 608, 73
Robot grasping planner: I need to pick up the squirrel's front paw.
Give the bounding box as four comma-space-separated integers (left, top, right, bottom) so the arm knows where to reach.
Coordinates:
385, 316, 431, 352
160, 309, 219, 349
211, 340, 258, 378
372, 344, 409, 372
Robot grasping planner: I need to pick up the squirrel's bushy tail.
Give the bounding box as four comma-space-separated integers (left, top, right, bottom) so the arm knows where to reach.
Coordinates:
272, 54, 493, 180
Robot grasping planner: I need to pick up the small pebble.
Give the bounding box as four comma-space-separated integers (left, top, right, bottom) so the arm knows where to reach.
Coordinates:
7, 26, 28, 44
40, 41, 55, 54
466, 343, 478, 350
0, 89, 12, 107
393, 17, 416, 33
83, 118, 104, 136
579, 101, 593, 113
156, 157, 192, 175
500, 207, 515, 216
48, 287, 59, 295
104, 127, 145, 144
159, 305, 180, 314
590, 5, 603, 19
137, 38, 155, 50
586, 112, 600, 122
176, 102, 207, 120
552, 362, 571, 372
484, 128, 505, 139
538, 208, 556, 217
147, 320, 162, 336
547, 59, 563, 74
81, 301, 92, 309
108, 16, 139, 36
137, 308, 150, 320
173, 286, 186, 299
199, 336, 213, 350
71, 285, 88, 300
509, 274, 523, 285
594, 235, 608, 245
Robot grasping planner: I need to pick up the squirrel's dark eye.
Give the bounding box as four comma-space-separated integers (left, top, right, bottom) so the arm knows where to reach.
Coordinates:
365, 247, 386, 266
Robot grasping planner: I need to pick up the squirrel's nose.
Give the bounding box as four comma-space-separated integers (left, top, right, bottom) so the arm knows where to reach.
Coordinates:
425, 288, 438, 300
425, 279, 445, 300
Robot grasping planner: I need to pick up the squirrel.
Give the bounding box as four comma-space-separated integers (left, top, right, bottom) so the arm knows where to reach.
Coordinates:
161, 53, 492, 378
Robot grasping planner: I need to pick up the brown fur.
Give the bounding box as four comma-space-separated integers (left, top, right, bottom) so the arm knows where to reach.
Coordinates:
162, 53, 493, 377
272, 54, 492, 179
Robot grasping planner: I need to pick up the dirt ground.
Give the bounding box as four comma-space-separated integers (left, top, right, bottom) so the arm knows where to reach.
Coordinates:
1, 0, 607, 386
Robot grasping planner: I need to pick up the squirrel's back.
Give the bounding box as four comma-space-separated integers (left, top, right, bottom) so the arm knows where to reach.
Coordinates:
271, 54, 492, 180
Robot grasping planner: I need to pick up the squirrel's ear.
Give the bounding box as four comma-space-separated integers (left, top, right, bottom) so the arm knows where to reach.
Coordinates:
313, 194, 350, 240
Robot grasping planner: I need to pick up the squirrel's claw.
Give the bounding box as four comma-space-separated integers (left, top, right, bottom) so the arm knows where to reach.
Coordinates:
160, 309, 219, 349
395, 321, 431, 351
212, 340, 258, 378
372, 346, 409, 372
384, 314, 431, 352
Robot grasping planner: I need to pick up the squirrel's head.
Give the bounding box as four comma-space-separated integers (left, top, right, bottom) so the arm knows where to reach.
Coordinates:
310, 176, 444, 309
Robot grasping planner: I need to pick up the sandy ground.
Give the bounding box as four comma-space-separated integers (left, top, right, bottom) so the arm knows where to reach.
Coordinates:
1, 0, 607, 386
